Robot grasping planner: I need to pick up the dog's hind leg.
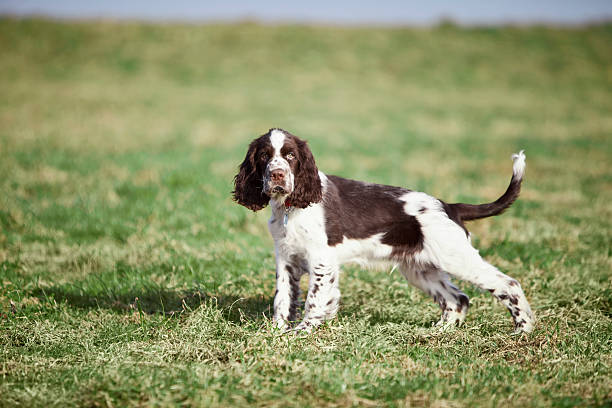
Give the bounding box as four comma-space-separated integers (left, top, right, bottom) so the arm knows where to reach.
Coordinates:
400, 265, 470, 328
403, 191, 534, 333
459, 261, 533, 333
430, 239, 535, 333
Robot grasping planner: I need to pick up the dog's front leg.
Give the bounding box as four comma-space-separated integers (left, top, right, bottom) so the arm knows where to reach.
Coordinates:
293, 261, 340, 333
273, 256, 301, 330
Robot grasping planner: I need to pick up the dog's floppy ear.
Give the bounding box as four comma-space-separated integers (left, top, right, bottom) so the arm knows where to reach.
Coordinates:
288, 138, 322, 208
233, 139, 270, 211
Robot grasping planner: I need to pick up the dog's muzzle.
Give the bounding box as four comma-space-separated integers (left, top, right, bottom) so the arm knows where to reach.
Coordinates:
264, 168, 292, 196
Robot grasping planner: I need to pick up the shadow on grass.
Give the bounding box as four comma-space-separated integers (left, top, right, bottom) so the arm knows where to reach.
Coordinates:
29, 285, 273, 324
29, 284, 421, 327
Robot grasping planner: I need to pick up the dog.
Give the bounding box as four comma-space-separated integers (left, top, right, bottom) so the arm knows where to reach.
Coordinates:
233, 128, 534, 334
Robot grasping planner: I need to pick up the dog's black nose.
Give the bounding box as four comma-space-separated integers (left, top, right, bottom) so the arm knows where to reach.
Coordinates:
270, 169, 285, 183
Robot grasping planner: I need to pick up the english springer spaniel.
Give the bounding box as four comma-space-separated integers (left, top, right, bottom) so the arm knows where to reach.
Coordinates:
233, 128, 534, 334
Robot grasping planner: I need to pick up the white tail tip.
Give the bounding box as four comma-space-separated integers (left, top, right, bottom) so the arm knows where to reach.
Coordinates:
511, 150, 526, 179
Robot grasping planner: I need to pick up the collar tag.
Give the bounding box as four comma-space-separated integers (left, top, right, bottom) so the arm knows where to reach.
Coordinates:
283, 199, 292, 226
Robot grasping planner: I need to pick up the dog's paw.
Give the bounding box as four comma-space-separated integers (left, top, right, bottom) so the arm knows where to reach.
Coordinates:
435, 310, 465, 331
435, 319, 460, 332
272, 318, 289, 333
290, 321, 315, 335
512, 318, 535, 335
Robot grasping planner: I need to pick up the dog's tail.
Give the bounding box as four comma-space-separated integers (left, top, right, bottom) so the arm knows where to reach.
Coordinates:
449, 150, 525, 221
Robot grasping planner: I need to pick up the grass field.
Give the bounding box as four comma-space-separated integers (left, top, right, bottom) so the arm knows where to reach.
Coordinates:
0, 18, 611, 407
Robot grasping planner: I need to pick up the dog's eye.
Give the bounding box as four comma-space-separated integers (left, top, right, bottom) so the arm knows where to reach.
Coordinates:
286, 153, 295, 161
260, 153, 269, 161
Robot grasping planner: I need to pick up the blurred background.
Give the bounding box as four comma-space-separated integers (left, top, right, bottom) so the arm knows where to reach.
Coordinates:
1, 2, 611, 406
2, 0, 612, 24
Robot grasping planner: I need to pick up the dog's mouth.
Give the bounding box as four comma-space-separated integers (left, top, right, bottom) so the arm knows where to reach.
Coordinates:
264, 182, 291, 197
271, 185, 287, 194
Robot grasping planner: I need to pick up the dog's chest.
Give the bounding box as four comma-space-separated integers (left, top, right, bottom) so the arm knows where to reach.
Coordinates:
268, 204, 327, 254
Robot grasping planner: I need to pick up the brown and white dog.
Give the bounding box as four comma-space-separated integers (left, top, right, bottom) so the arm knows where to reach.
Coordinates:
233, 128, 534, 334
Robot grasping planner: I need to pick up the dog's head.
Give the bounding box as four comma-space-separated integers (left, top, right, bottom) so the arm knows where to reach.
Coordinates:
233, 128, 322, 211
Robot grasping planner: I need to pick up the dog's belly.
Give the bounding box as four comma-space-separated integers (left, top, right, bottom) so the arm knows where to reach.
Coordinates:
334, 233, 394, 266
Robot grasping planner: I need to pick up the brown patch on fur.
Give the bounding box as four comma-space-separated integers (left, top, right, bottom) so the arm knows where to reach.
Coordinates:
232, 135, 273, 211
280, 130, 323, 208
323, 175, 424, 258
456, 293, 470, 313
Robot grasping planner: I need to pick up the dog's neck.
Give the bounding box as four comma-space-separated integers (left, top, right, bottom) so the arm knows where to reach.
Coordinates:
270, 196, 292, 210
270, 196, 296, 225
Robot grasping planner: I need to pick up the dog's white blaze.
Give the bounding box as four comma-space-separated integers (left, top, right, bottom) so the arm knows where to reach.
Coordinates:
270, 129, 285, 157
266, 129, 294, 193
268, 129, 290, 172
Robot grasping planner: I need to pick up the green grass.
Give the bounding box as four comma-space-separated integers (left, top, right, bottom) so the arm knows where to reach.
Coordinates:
1, 18, 611, 407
